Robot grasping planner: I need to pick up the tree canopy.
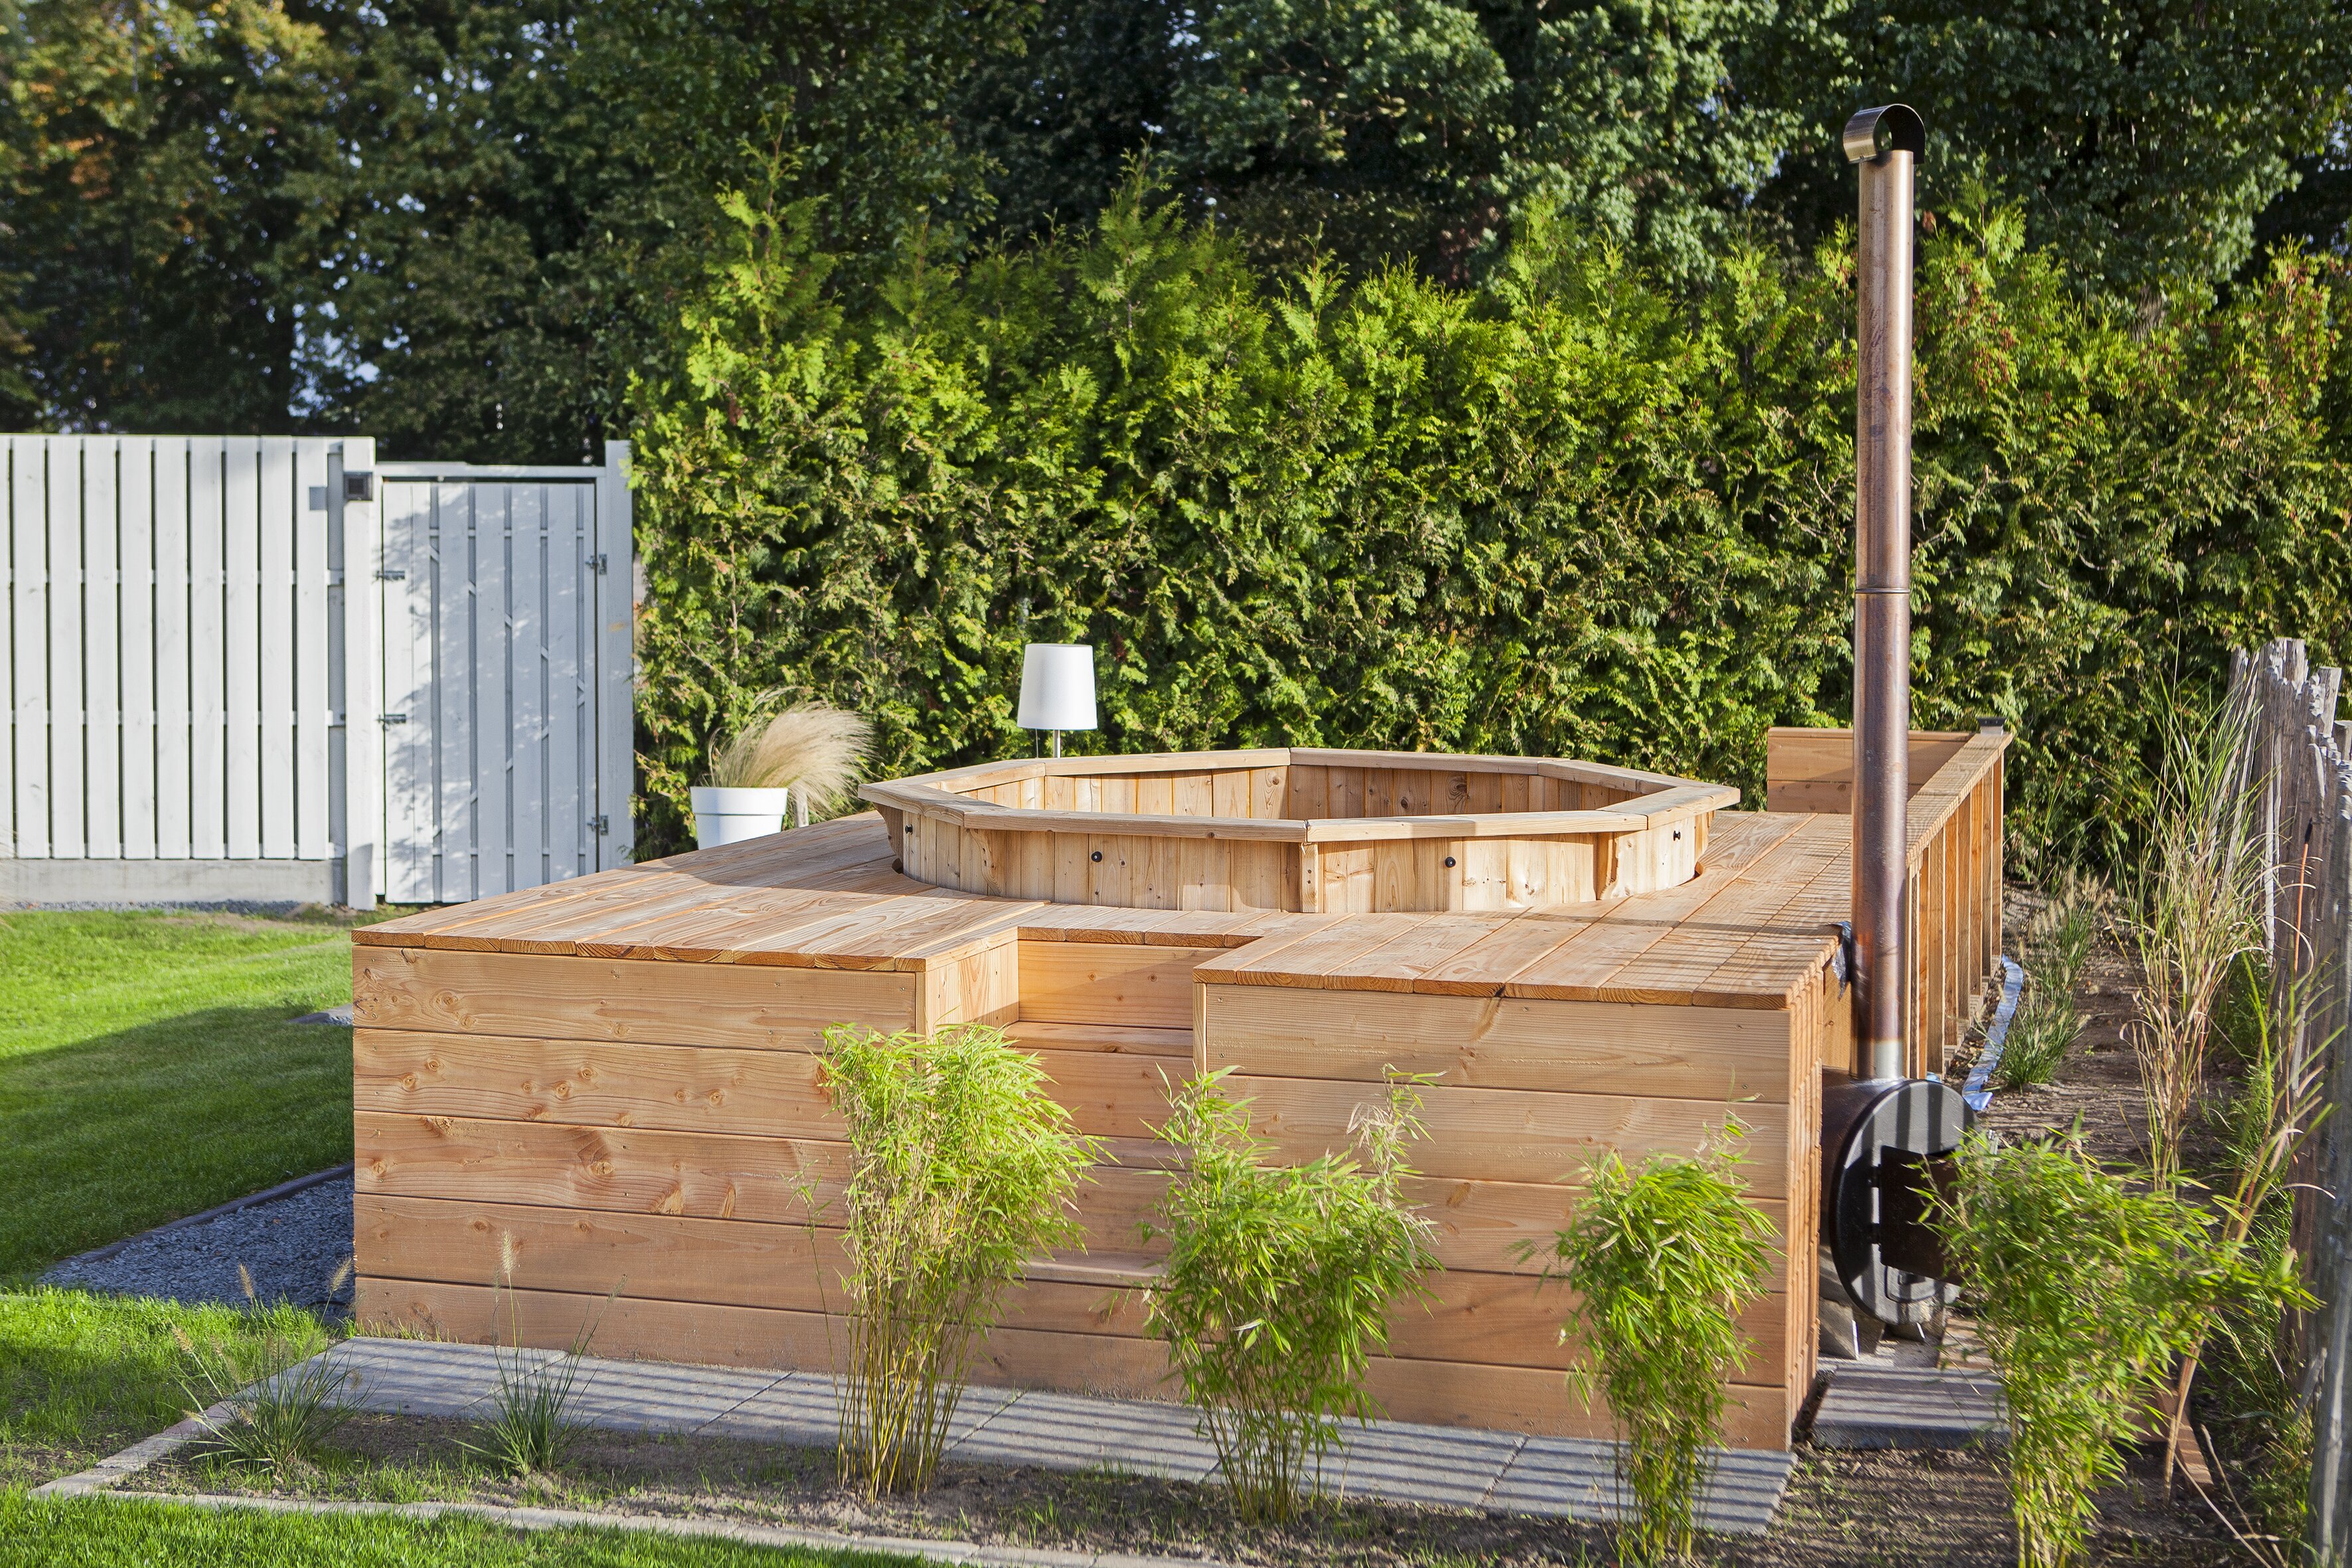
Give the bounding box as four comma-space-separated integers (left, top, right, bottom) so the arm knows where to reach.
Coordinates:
4, 0, 2347, 454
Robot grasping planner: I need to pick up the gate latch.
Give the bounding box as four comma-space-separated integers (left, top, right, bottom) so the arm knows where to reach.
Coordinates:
588, 554, 608, 575
589, 815, 610, 835
374, 568, 406, 582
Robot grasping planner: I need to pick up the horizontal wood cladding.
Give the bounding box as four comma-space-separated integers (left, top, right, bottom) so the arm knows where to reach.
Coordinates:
356, 1028, 835, 1133
1762, 727, 1972, 813
354, 947, 915, 1048
907, 823, 1299, 913
1233, 1076, 1788, 1195
1016, 942, 1216, 1028
347, 786, 1851, 1452
356, 1027, 1186, 1144
354, 1111, 1168, 1253
355, 1105, 1789, 1277
1199, 986, 1795, 1103
357, 1109, 852, 1223
353, 1278, 1790, 1447
354, 1193, 1787, 1381
356, 1194, 1130, 1334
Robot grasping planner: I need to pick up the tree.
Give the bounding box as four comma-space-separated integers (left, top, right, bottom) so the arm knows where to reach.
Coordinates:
1, 0, 1036, 455
315, 0, 1038, 461
1156, 0, 1816, 285
0, 0, 347, 431
976, 0, 2351, 296
1779, 0, 2351, 295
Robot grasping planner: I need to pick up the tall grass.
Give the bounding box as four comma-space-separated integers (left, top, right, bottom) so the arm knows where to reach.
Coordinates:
2157, 959, 2328, 1542
705, 696, 872, 813
819, 1022, 1097, 1495
1143, 1069, 1439, 1525
173, 1265, 352, 1472
2126, 686, 2261, 1187
1996, 873, 2108, 1092
1532, 1128, 1776, 1565
459, 1233, 610, 1478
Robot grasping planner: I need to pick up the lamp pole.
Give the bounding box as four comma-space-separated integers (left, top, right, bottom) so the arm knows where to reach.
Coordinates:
1845, 104, 1924, 1083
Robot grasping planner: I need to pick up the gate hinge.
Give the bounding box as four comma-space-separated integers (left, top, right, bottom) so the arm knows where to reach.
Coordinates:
589, 814, 610, 835
375, 568, 406, 582
380, 712, 408, 726
588, 554, 609, 575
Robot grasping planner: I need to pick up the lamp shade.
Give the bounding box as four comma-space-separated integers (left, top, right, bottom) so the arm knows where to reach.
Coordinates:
1017, 643, 1097, 732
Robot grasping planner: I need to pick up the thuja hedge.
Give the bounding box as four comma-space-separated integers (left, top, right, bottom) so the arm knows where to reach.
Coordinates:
632, 179, 2352, 870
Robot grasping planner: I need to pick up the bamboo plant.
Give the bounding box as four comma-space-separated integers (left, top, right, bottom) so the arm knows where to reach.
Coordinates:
817, 1022, 1097, 1495
1531, 1129, 1775, 1565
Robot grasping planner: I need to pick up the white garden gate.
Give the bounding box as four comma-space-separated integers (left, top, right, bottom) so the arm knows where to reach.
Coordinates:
1, 435, 635, 907
375, 460, 635, 904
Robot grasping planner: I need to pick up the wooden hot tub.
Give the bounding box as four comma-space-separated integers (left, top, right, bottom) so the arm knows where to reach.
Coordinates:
863, 749, 1735, 912
349, 731, 2009, 1452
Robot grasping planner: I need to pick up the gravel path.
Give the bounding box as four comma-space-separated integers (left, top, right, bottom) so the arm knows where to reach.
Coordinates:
43, 1176, 357, 1313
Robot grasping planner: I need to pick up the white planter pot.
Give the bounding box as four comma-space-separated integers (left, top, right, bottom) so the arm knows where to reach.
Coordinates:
690, 786, 793, 849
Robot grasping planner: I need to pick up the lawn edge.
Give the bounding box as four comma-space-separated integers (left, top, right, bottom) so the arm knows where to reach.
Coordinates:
29, 1398, 238, 1498
23, 1486, 1256, 1568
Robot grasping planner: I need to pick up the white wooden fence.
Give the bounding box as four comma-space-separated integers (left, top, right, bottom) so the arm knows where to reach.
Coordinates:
1, 435, 635, 906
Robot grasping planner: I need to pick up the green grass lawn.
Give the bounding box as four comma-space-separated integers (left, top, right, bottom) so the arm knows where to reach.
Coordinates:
0, 909, 364, 1279
0, 913, 942, 1567
0, 1493, 896, 1566
0, 1289, 913, 1565
0, 1286, 332, 1490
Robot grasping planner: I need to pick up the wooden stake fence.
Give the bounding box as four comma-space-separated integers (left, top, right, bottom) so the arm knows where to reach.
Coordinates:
2231, 639, 2352, 1561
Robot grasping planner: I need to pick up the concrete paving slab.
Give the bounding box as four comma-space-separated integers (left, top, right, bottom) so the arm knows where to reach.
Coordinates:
562, 1362, 786, 1434
1318, 1419, 1522, 1509
1482, 1435, 1622, 1524
322, 1338, 550, 1419
949, 1391, 1219, 1482
1810, 1364, 2005, 1451
309, 1338, 1794, 1531
702, 1373, 1019, 1452
1486, 1435, 1794, 1537
695, 1372, 841, 1446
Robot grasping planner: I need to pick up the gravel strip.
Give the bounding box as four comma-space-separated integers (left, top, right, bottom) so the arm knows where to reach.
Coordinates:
43, 1176, 356, 1312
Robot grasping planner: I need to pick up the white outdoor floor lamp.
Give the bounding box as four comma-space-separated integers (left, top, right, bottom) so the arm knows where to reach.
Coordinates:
1018, 643, 1097, 757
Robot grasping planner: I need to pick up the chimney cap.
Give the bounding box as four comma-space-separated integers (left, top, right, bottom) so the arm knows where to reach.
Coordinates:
1843, 104, 1926, 163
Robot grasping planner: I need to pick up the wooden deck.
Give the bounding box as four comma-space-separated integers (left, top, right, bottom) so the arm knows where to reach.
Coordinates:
350, 729, 2007, 1452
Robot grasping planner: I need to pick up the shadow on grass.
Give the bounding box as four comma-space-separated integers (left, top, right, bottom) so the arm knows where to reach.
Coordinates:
0, 1006, 352, 1280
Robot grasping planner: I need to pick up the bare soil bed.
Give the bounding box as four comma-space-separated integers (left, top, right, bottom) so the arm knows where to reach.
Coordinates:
1961, 889, 2156, 1169
147, 1409, 2234, 1567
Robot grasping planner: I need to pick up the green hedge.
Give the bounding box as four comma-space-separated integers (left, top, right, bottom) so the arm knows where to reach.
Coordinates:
632, 179, 2352, 872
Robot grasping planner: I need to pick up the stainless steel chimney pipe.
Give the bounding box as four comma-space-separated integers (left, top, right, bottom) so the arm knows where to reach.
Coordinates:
1844, 104, 1924, 1082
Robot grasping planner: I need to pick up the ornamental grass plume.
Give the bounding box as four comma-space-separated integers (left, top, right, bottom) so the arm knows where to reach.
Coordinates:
706, 696, 872, 814
2126, 683, 2260, 1188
